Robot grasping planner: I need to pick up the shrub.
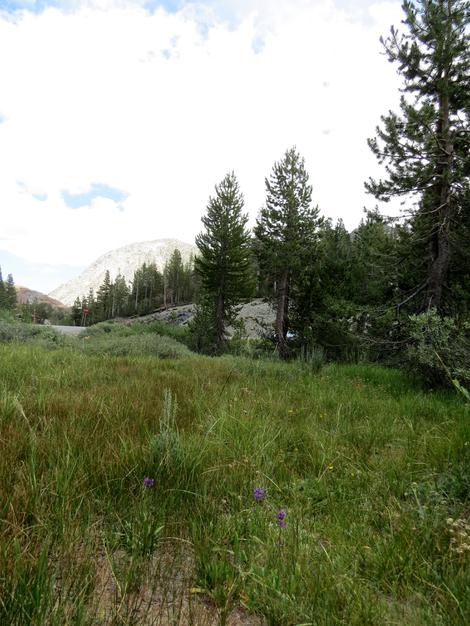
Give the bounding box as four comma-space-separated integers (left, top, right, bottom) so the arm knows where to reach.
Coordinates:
226, 319, 249, 356
297, 344, 325, 372
83, 319, 192, 347
78, 333, 190, 358
406, 309, 470, 391
134, 320, 191, 346
0, 322, 66, 348
186, 300, 218, 355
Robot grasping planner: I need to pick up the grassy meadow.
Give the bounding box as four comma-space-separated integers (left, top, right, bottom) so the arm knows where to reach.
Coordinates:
0, 324, 469, 625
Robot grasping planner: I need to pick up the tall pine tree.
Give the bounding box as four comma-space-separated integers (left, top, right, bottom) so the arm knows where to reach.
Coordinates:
5, 274, 17, 310
95, 270, 112, 321
164, 249, 184, 306
71, 297, 82, 326
366, 0, 470, 313
255, 147, 322, 358
195, 172, 252, 354
0, 266, 6, 310
112, 273, 130, 317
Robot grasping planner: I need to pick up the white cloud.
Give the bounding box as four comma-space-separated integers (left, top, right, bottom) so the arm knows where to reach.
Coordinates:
0, 0, 403, 291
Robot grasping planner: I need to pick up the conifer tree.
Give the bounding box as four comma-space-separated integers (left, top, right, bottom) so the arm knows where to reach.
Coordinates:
86, 288, 95, 324
255, 147, 322, 358
317, 219, 354, 302
289, 218, 351, 341
71, 297, 82, 326
195, 172, 252, 354
164, 249, 184, 306
349, 211, 399, 307
0, 266, 6, 310
366, 0, 470, 313
5, 274, 16, 310
96, 270, 112, 321
131, 263, 163, 314
112, 274, 130, 317
181, 254, 197, 303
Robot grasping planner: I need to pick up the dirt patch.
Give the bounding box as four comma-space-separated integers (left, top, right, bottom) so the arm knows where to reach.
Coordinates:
89, 542, 263, 625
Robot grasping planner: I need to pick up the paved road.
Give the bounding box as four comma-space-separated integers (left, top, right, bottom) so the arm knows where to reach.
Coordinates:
50, 325, 85, 336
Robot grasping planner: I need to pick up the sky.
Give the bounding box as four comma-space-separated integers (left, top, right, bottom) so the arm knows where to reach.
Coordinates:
0, 0, 404, 293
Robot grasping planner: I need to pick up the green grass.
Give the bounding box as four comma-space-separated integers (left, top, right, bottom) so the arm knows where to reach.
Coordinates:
77, 332, 191, 358
0, 320, 67, 347
0, 341, 468, 625
79, 318, 191, 345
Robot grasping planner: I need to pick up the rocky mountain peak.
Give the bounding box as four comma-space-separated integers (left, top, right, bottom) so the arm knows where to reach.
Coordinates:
49, 239, 197, 306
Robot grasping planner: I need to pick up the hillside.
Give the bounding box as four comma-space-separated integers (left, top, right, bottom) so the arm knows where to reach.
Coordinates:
16, 286, 67, 308
49, 239, 197, 306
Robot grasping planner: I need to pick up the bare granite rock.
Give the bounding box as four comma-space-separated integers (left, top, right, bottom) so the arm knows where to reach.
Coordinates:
132, 299, 275, 339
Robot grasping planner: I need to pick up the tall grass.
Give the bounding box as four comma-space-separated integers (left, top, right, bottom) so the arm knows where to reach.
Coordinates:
0, 343, 468, 625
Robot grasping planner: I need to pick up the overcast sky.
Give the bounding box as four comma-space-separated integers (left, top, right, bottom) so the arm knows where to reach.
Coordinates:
0, 0, 403, 293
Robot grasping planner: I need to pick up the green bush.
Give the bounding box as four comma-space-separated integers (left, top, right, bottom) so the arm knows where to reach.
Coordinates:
0, 322, 66, 348
406, 309, 470, 390
83, 319, 192, 346
297, 344, 325, 372
134, 320, 191, 346
0, 310, 17, 323
78, 332, 190, 358
186, 301, 218, 355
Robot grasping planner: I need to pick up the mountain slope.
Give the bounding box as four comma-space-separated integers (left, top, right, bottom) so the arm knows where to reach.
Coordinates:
16, 286, 67, 308
49, 239, 197, 306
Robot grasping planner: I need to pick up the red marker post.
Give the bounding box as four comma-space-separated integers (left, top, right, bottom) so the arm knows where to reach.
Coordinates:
81, 307, 91, 326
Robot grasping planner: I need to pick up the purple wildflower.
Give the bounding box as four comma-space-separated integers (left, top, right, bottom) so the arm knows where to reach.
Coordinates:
143, 477, 155, 488
253, 487, 266, 502
276, 510, 286, 528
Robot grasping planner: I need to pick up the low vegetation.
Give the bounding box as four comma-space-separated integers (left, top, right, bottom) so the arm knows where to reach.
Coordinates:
0, 334, 468, 625
0, 320, 67, 348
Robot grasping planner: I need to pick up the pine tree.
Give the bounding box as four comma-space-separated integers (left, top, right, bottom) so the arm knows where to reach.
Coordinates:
96, 270, 112, 321
195, 172, 252, 354
255, 147, 322, 358
164, 249, 184, 306
290, 218, 352, 341
86, 288, 95, 324
71, 297, 82, 326
349, 211, 399, 307
318, 219, 354, 301
366, 0, 470, 313
5, 274, 17, 310
181, 254, 197, 303
0, 266, 6, 310
112, 274, 130, 317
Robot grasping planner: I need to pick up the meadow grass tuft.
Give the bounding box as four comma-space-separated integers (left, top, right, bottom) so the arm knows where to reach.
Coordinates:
0, 342, 468, 624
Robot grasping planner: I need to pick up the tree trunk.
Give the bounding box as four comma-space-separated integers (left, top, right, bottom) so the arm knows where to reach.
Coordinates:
275, 270, 290, 359
427, 219, 450, 310
426, 67, 452, 311
215, 291, 225, 354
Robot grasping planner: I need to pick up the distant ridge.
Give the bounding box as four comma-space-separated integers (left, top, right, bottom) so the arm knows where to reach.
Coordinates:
16, 286, 67, 308
49, 239, 197, 306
